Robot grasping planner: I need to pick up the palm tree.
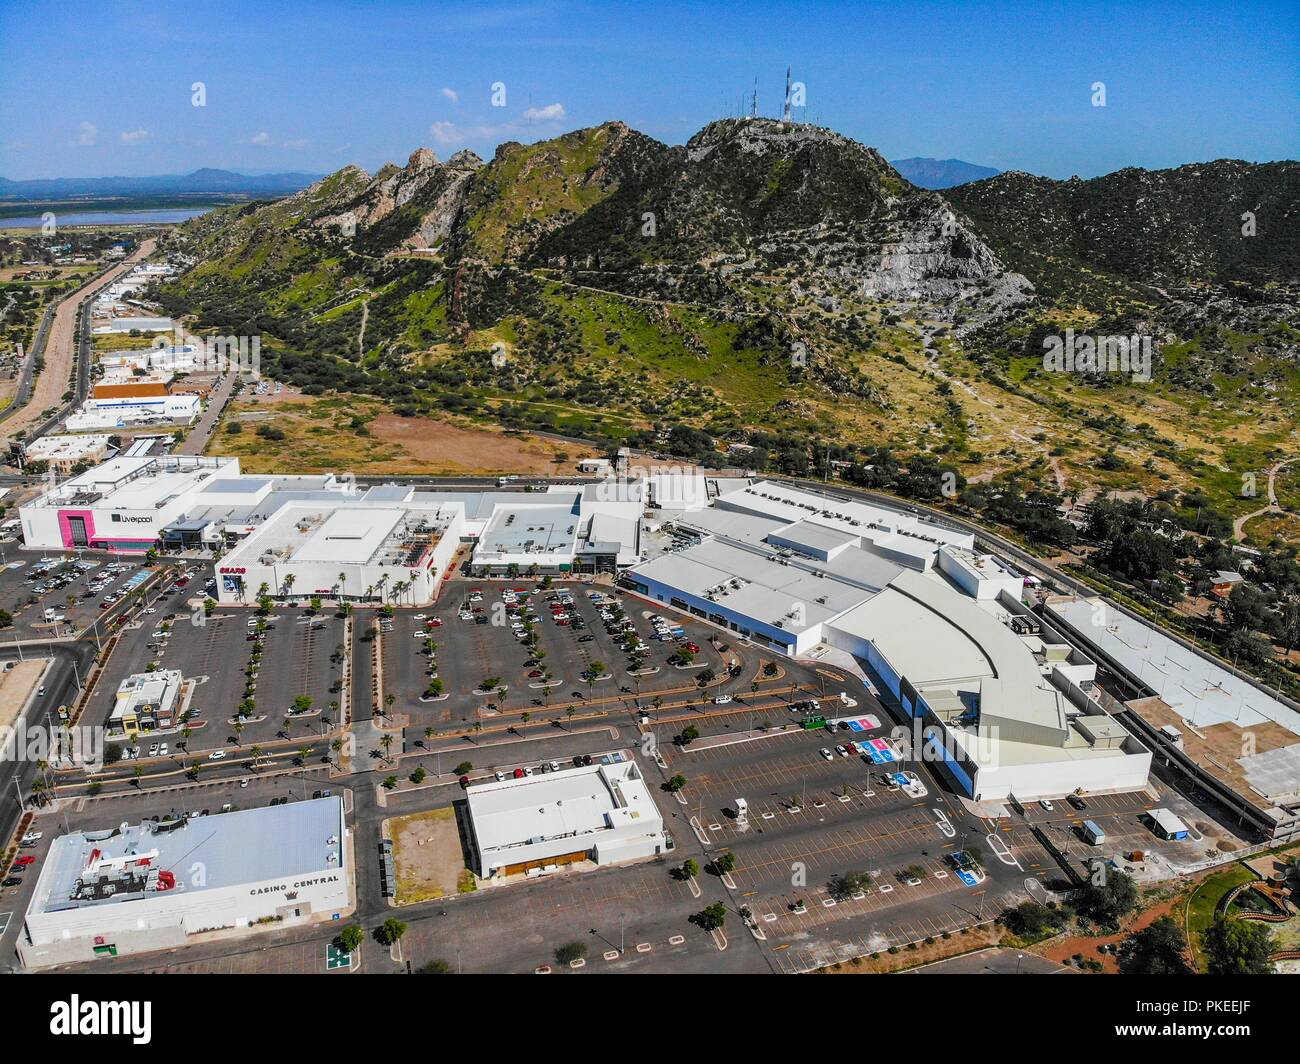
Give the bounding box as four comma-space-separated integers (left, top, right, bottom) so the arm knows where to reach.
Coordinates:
565, 706, 576, 729
249, 744, 263, 768
337, 572, 347, 603
471, 721, 482, 744
281, 573, 295, 600
330, 737, 344, 764
379, 733, 394, 763
423, 726, 434, 746
296, 744, 311, 765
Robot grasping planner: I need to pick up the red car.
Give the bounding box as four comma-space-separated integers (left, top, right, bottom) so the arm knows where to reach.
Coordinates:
527, 669, 543, 678
556, 619, 569, 627
513, 767, 525, 778
684, 642, 700, 653
13, 856, 36, 866
425, 619, 443, 628
459, 775, 471, 788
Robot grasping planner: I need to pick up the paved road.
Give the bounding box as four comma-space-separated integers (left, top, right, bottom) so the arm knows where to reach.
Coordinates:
176, 371, 238, 455
1, 238, 156, 446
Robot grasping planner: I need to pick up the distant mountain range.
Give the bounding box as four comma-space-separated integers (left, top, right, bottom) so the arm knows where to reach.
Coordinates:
889, 157, 1000, 189
0, 169, 323, 202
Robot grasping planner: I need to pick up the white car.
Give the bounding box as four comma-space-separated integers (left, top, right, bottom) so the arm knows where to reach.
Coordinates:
413, 631, 431, 639
21, 831, 42, 843
148, 744, 160, 756
207, 750, 227, 761
1039, 799, 1054, 811
412, 613, 427, 620
159, 743, 169, 756
144, 607, 157, 615
820, 748, 834, 761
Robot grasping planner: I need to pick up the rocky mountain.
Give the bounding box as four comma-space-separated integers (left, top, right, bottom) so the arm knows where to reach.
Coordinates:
890, 157, 999, 189
946, 160, 1300, 332
153, 122, 1299, 529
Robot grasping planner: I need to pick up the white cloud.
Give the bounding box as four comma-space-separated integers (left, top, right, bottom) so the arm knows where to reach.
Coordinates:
120, 128, 150, 144
441, 87, 459, 104
75, 122, 98, 146
250, 131, 272, 146
522, 102, 565, 122
428, 121, 460, 145
282, 138, 308, 150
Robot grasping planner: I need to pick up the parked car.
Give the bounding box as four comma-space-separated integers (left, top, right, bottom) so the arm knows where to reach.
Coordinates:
207, 750, 227, 760
820, 748, 834, 761
513, 768, 525, 779
1067, 794, 1088, 811
1039, 799, 1054, 811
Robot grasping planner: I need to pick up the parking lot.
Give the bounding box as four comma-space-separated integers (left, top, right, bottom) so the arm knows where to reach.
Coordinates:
380, 580, 731, 736
656, 721, 1049, 972
78, 605, 345, 762
0, 554, 162, 641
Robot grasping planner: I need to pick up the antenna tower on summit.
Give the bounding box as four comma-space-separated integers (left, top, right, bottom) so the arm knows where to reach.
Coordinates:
782, 66, 792, 122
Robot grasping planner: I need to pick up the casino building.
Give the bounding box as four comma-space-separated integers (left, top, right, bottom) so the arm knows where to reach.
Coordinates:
19, 797, 350, 967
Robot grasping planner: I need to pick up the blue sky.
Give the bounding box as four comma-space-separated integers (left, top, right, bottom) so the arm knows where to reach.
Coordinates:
1, 0, 1295, 180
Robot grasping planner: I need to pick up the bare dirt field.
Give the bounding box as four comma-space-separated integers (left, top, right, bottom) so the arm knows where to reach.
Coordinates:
211, 390, 600, 475
386, 807, 471, 905
0, 658, 50, 732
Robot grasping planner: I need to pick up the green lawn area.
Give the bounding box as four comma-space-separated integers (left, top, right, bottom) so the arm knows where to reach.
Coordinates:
1185, 862, 1259, 971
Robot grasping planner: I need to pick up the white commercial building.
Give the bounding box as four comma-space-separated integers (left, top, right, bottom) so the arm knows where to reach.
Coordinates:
20, 797, 348, 967
214, 499, 463, 605
623, 480, 1151, 803
108, 668, 184, 739
65, 392, 201, 431
464, 760, 666, 878
92, 316, 175, 334
20, 434, 112, 474
19, 455, 241, 553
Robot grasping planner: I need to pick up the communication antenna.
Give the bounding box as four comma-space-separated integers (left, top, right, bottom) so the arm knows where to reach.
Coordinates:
782, 66, 792, 123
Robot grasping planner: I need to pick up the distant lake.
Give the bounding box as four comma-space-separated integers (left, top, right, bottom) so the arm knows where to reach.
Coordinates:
0, 208, 212, 229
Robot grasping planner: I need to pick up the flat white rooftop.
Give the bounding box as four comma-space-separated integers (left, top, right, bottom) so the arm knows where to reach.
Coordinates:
1049, 596, 1300, 739
467, 761, 661, 856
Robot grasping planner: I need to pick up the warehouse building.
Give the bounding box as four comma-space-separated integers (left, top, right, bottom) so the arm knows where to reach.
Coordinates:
464, 760, 666, 878
20, 797, 349, 968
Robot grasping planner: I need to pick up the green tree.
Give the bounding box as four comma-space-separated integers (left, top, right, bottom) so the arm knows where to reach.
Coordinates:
554, 941, 587, 964
337, 924, 365, 953
377, 918, 408, 946
1075, 867, 1139, 929
1201, 918, 1275, 975
1118, 916, 1193, 975
696, 903, 727, 931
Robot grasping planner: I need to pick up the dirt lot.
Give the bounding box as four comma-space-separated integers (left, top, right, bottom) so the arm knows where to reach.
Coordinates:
386, 807, 471, 905
0, 658, 49, 732
211, 391, 599, 475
